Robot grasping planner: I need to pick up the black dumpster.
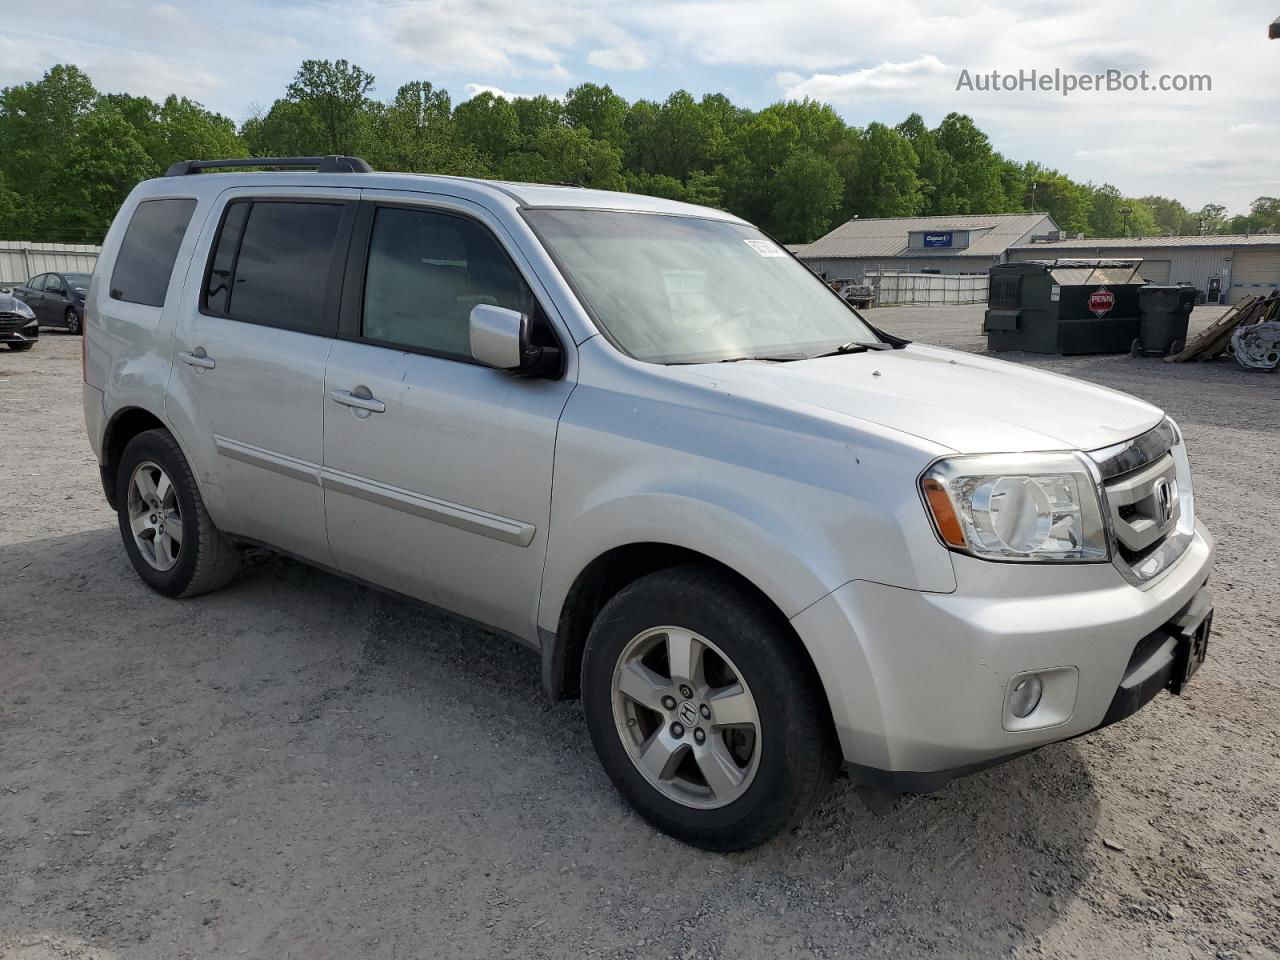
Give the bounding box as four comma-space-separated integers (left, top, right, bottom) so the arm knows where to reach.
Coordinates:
1132, 284, 1197, 357
985, 259, 1146, 354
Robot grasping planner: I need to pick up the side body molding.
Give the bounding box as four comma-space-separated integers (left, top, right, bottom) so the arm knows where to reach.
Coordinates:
213, 433, 536, 547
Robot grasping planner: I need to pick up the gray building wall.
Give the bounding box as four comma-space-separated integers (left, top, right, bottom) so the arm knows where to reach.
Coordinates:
1007, 245, 1255, 303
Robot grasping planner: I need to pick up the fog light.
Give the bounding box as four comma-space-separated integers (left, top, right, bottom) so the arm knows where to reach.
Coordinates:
1009, 675, 1044, 718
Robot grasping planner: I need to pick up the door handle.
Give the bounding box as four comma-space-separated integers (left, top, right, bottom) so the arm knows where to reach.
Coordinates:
178, 349, 216, 370
330, 389, 386, 413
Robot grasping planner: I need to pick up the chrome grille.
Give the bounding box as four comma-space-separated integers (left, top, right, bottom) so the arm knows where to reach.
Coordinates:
0, 312, 32, 333
1089, 419, 1193, 584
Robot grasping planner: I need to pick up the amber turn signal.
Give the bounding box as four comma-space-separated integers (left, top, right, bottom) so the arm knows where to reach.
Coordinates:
922, 476, 967, 548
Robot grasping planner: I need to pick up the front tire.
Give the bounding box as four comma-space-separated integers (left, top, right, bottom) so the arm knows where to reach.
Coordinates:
64, 308, 82, 335
115, 428, 240, 597
582, 564, 839, 851
7, 341, 34, 351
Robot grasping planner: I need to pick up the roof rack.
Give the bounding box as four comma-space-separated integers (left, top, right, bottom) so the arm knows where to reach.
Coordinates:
164, 155, 373, 177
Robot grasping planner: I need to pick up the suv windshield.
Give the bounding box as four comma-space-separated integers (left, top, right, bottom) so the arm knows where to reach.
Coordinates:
526, 209, 878, 364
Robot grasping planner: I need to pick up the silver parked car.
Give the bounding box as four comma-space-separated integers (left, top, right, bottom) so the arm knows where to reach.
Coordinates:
83, 157, 1215, 851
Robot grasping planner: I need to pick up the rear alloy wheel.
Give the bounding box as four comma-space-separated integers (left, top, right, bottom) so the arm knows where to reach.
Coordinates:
64, 308, 81, 335
582, 563, 839, 851
116, 428, 240, 597
126, 460, 183, 572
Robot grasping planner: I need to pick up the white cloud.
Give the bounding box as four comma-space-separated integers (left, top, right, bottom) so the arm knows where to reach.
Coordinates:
1229, 122, 1270, 134
462, 83, 517, 101
778, 56, 950, 102
587, 44, 649, 70
355, 0, 641, 77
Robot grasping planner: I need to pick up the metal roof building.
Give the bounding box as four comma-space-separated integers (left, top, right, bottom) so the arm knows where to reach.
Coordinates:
793, 212, 1060, 281
1007, 234, 1280, 304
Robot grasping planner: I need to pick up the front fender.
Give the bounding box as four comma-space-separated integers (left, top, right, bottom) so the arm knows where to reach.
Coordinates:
539, 488, 838, 634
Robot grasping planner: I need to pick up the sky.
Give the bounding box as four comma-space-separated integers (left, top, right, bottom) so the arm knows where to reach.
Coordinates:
1, 0, 1277, 214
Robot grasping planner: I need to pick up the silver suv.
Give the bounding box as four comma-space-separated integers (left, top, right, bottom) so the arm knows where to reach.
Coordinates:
83, 156, 1215, 851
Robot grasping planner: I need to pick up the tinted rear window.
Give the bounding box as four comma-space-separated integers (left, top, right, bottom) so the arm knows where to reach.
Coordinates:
205, 200, 343, 335
110, 198, 197, 307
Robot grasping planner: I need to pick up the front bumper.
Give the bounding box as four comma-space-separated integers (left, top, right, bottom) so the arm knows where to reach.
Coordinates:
790, 521, 1214, 790
0, 319, 39, 342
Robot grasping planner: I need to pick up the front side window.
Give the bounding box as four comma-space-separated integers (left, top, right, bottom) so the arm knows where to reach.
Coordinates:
110, 198, 197, 307
28, 274, 46, 290
203, 200, 343, 335
45, 275, 65, 293
526, 209, 879, 364
362, 206, 536, 359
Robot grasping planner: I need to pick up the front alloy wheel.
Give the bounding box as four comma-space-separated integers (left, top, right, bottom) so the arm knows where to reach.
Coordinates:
582, 563, 839, 851
612, 626, 762, 809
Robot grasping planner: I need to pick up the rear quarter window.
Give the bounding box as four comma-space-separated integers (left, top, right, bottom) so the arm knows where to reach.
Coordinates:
109, 198, 197, 307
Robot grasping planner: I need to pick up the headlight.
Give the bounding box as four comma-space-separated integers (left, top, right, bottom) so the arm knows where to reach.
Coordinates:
13, 300, 35, 319
921, 452, 1108, 562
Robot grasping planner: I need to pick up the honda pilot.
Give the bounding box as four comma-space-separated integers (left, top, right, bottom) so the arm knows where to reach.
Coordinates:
82, 156, 1214, 851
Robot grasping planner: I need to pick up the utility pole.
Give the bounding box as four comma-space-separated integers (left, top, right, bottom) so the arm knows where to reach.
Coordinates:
1121, 206, 1133, 236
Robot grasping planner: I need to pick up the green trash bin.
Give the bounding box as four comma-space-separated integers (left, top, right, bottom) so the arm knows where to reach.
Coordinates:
1133, 285, 1197, 357
985, 259, 1145, 354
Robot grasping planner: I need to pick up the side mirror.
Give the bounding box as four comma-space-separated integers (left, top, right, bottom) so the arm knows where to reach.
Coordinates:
469, 304, 562, 377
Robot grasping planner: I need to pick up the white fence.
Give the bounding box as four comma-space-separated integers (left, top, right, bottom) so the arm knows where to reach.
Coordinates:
1, 241, 101, 285
867, 271, 989, 306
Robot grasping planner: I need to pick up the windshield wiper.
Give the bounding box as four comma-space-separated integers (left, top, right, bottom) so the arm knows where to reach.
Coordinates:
808, 340, 895, 360
718, 353, 808, 363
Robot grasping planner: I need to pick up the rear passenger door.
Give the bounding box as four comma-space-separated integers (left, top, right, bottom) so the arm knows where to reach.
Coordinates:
167, 188, 357, 566
22, 275, 47, 320
321, 196, 575, 641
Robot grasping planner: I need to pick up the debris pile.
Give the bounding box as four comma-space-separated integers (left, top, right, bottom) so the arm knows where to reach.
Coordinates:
1232, 319, 1280, 371
1166, 292, 1280, 370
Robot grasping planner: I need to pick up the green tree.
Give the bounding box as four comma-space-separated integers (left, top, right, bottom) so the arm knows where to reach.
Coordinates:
933, 113, 1007, 213
512, 94, 564, 140
365, 81, 480, 175
770, 147, 843, 242
843, 122, 921, 219
241, 98, 322, 156
895, 113, 953, 215
155, 96, 245, 169
62, 104, 157, 238
0, 64, 98, 237
1139, 195, 1197, 235
564, 82, 628, 148
1027, 168, 1090, 234
453, 92, 521, 165
285, 59, 375, 155
500, 125, 624, 189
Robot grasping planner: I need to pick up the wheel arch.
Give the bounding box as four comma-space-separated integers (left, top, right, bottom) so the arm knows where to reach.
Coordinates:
540, 541, 832, 724
99, 405, 207, 512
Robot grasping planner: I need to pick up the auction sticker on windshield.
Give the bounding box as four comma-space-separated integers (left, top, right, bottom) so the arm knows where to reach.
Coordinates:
744, 238, 786, 257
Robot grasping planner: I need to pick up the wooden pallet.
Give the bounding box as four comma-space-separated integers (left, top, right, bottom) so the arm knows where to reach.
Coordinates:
1166, 293, 1280, 362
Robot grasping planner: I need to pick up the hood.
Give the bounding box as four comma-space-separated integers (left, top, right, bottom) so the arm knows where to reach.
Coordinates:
0, 288, 32, 314
682, 343, 1162, 454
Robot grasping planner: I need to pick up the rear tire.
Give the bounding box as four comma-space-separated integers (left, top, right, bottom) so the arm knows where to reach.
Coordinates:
115, 428, 240, 598
582, 563, 839, 851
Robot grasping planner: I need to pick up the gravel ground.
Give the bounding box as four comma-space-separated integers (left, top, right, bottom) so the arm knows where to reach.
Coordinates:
2, 309, 1278, 960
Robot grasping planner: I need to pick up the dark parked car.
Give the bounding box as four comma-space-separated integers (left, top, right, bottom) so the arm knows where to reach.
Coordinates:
0, 286, 39, 350
12, 270, 92, 333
